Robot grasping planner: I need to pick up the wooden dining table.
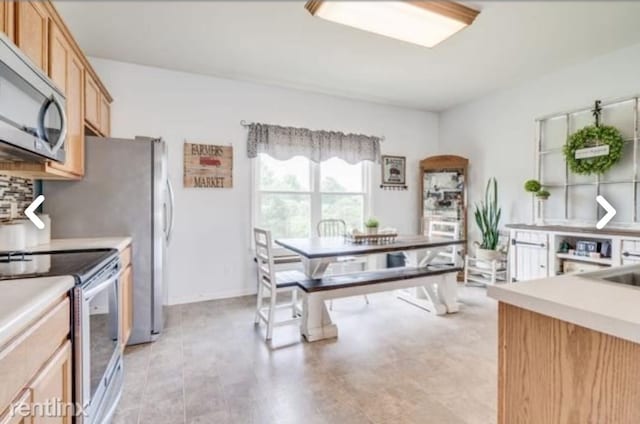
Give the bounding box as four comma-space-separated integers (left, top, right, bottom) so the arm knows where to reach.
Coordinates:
275, 235, 465, 341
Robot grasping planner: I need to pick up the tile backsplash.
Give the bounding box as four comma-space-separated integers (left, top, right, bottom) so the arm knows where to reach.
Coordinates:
0, 175, 33, 220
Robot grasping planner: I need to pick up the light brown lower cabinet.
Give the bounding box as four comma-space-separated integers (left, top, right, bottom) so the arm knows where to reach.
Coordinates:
118, 244, 133, 349
29, 341, 72, 424
0, 296, 71, 424
499, 302, 640, 424
0, 390, 30, 424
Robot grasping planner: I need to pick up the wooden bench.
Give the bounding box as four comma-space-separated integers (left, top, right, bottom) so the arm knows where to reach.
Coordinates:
276, 265, 463, 342
277, 265, 461, 292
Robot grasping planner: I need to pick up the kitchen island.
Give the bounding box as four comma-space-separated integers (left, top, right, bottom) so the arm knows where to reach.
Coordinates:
488, 266, 640, 424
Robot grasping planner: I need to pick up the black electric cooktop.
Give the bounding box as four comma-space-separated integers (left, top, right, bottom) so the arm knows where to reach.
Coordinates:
0, 249, 119, 283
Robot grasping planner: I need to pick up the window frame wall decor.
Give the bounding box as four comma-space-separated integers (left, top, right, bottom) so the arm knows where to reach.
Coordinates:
535, 95, 640, 225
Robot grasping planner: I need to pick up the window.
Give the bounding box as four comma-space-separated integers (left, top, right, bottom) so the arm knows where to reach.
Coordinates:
254, 154, 370, 240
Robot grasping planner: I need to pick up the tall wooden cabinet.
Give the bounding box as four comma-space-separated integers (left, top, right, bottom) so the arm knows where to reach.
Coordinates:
420, 155, 468, 245
0, 1, 112, 180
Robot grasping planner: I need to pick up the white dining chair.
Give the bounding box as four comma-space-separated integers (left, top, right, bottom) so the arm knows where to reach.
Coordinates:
316, 219, 369, 310
254, 228, 302, 341
428, 220, 461, 265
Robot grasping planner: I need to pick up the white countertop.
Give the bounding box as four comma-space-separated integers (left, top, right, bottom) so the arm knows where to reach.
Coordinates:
488, 271, 640, 344
0, 276, 74, 348
30, 237, 132, 252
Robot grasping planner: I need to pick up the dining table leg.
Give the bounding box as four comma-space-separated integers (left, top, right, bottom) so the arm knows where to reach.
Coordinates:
302, 257, 334, 279
396, 272, 459, 315
301, 293, 338, 342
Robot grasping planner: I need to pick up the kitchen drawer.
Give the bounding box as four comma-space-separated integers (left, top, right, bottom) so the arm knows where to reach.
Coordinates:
0, 297, 69, 413
119, 246, 131, 269
621, 239, 640, 263
563, 260, 607, 274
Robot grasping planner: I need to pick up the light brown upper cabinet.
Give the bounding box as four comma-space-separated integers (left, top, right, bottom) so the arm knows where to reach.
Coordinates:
100, 94, 110, 137
0, 1, 112, 180
84, 72, 100, 130
85, 73, 111, 137
0, 2, 15, 42
48, 20, 85, 177
15, 1, 49, 72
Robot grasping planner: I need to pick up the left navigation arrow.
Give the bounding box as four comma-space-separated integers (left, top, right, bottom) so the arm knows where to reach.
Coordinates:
24, 195, 45, 229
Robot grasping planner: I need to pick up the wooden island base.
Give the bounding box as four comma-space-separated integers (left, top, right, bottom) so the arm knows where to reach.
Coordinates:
498, 302, 640, 424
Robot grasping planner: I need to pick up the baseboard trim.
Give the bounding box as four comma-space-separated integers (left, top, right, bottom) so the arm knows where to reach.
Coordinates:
169, 287, 257, 306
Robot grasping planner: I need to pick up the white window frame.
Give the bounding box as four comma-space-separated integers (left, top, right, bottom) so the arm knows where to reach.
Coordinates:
250, 155, 373, 249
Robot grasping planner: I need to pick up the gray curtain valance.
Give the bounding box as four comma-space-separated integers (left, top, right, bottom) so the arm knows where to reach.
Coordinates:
247, 123, 381, 164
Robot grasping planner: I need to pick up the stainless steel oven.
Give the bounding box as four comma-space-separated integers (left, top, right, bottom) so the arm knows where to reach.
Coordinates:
74, 256, 122, 424
0, 32, 66, 162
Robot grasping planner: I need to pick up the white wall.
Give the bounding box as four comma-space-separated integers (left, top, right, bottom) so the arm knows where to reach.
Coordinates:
90, 58, 438, 305
439, 41, 640, 243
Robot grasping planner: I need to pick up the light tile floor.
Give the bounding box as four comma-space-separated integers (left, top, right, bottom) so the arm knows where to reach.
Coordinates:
113, 286, 497, 424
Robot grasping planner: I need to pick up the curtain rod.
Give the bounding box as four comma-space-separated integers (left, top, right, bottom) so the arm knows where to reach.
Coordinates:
239, 120, 385, 141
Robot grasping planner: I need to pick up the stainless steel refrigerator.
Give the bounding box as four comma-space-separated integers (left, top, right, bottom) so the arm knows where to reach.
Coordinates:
43, 136, 174, 344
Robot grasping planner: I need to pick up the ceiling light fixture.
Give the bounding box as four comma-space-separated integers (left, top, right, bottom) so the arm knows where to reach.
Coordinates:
305, 1, 480, 48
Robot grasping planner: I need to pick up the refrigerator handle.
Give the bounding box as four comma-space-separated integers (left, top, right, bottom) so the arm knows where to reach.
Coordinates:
166, 178, 175, 244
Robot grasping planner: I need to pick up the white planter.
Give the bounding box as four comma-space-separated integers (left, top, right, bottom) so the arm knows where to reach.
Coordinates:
366, 227, 378, 235
476, 247, 502, 262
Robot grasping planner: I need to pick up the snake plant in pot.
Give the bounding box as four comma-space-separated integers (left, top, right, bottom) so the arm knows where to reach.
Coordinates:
474, 178, 502, 261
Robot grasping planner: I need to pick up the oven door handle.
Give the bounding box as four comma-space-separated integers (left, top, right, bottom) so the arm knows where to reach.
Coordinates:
83, 273, 118, 301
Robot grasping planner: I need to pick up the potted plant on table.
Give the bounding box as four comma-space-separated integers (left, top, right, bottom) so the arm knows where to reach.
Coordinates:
364, 217, 379, 235
474, 178, 502, 261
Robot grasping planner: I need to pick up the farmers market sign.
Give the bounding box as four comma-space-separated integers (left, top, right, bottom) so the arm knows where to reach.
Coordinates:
184, 142, 233, 188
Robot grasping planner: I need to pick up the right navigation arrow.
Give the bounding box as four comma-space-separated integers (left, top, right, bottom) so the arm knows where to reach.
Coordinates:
596, 195, 616, 230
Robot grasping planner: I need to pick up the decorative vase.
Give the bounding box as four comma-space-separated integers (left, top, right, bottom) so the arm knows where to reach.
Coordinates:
366, 227, 378, 235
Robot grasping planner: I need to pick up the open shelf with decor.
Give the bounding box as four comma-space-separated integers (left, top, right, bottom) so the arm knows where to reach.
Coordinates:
553, 233, 614, 275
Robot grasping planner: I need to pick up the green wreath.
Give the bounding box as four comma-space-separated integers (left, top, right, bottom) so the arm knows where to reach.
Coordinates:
563, 125, 624, 175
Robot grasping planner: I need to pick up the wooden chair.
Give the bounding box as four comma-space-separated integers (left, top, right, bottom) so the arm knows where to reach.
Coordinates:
316, 219, 369, 310
254, 228, 302, 341
428, 220, 461, 265
464, 231, 509, 285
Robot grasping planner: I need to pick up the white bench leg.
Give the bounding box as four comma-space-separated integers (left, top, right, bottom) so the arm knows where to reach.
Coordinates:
437, 272, 459, 313
421, 283, 448, 315
301, 294, 338, 342
291, 289, 298, 318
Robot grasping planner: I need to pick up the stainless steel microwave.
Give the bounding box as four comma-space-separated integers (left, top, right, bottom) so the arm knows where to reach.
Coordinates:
0, 33, 66, 163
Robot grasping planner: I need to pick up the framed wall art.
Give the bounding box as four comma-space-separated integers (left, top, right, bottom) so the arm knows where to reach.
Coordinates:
380, 155, 407, 190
